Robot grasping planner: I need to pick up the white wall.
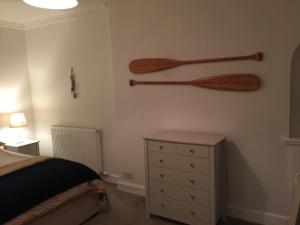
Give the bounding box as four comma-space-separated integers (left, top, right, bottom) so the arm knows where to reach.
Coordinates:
25, 8, 117, 174
108, 0, 300, 221
0, 27, 35, 140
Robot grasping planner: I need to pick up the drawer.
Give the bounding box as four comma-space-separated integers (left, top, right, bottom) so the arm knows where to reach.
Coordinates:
18, 144, 38, 156
148, 141, 176, 154
5, 146, 18, 153
149, 181, 209, 207
149, 166, 209, 190
150, 195, 210, 224
148, 151, 209, 174
176, 143, 209, 158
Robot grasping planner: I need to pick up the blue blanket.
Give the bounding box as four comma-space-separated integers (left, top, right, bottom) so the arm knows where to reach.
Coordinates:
0, 158, 100, 224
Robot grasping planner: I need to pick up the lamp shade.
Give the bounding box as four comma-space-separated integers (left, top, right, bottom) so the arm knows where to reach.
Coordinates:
9, 113, 28, 128
22, 0, 78, 10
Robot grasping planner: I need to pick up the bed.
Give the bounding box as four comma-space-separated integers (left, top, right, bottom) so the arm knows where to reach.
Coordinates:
0, 148, 108, 225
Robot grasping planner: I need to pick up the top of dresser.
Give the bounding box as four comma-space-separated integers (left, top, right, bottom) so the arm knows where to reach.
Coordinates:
144, 130, 226, 146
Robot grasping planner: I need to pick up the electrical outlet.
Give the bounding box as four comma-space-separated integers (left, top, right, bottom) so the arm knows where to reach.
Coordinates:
123, 171, 133, 180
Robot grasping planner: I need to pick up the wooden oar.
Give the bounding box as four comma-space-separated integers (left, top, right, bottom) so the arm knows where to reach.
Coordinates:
129, 74, 260, 91
129, 52, 263, 74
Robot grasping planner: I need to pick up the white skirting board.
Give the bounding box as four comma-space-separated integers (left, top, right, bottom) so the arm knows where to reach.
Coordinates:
103, 173, 145, 196
227, 205, 290, 225
103, 173, 119, 184
117, 181, 145, 197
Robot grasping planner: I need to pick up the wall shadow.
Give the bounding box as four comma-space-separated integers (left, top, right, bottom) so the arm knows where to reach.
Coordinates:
224, 140, 270, 217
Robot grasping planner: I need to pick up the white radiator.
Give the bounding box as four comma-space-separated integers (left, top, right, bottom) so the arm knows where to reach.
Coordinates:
51, 125, 103, 174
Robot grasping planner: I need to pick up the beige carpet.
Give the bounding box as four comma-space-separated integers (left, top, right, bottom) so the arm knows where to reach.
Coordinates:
84, 183, 259, 225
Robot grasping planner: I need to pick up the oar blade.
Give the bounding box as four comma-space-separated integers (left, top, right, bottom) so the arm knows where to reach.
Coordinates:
191, 74, 260, 91
129, 58, 182, 74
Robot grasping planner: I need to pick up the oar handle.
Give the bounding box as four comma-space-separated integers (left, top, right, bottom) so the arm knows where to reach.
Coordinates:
130, 80, 186, 86
183, 52, 263, 64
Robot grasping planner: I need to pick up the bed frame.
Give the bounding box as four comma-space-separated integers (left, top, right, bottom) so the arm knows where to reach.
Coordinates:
28, 193, 101, 225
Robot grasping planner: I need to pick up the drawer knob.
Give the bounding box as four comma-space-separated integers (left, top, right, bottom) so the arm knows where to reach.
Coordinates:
189, 149, 195, 154
160, 203, 165, 208
190, 163, 195, 168
159, 159, 164, 163
160, 174, 164, 179
190, 195, 195, 200
190, 179, 195, 184
190, 211, 196, 216
160, 189, 165, 193
159, 146, 164, 149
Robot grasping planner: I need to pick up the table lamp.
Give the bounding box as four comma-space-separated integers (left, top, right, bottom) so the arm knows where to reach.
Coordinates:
9, 112, 28, 143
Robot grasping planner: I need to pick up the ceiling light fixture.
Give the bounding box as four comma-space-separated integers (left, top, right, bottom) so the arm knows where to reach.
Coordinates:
22, 0, 78, 10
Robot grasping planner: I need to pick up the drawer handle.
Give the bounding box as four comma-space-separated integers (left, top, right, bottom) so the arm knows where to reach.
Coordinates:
159, 159, 164, 163
160, 189, 165, 193
190, 195, 195, 200
190, 163, 195, 168
160, 174, 164, 179
190, 211, 196, 216
189, 149, 195, 154
160, 203, 165, 208
159, 146, 164, 149
190, 179, 195, 184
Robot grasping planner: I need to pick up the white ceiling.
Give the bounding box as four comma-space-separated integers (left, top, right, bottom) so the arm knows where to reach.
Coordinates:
0, 0, 105, 28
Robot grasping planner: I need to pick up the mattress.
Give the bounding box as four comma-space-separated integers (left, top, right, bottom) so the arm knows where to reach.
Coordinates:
0, 149, 31, 167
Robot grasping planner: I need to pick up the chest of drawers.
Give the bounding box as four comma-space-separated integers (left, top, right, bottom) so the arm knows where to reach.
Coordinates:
144, 131, 226, 225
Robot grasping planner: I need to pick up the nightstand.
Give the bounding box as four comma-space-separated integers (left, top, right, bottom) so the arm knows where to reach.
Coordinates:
4, 139, 40, 156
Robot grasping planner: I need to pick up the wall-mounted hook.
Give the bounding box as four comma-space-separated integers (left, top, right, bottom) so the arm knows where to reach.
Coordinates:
70, 67, 77, 98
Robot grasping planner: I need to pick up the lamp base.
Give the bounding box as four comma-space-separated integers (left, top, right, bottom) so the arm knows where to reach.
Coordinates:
15, 130, 25, 144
